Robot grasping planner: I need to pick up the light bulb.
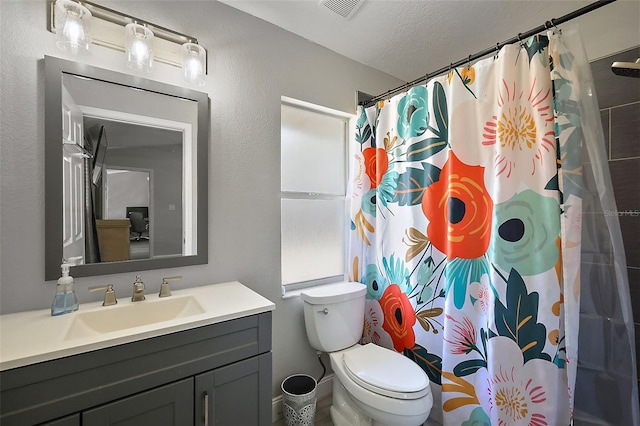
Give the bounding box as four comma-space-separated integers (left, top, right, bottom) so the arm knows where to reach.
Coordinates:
55, 0, 92, 55
182, 42, 206, 86
125, 23, 154, 73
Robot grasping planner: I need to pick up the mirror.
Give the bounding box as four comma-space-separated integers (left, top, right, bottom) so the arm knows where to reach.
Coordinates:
45, 56, 208, 280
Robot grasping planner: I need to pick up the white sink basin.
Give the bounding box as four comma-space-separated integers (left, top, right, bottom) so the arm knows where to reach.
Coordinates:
65, 296, 205, 340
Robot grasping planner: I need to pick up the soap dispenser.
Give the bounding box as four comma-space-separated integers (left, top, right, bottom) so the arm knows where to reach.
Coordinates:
51, 257, 81, 316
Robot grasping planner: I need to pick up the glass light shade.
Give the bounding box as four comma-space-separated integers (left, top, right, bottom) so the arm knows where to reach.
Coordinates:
54, 0, 92, 55
182, 43, 206, 86
125, 23, 154, 73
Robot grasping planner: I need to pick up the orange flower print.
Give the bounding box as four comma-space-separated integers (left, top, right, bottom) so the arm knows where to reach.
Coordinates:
380, 284, 416, 352
482, 78, 555, 178
362, 147, 389, 189
422, 152, 493, 259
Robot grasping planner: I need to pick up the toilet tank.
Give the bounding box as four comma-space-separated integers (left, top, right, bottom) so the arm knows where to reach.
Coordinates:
300, 282, 366, 352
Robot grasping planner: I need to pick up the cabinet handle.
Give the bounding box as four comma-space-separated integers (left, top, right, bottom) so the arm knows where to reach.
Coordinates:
203, 391, 209, 426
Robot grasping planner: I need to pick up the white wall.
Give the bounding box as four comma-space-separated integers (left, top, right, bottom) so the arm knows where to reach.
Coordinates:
1, 0, 637, 401
0, 0, 402, 398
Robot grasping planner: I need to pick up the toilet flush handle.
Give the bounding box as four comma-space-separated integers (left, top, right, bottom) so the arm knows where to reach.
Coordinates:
318, 308, 329, 315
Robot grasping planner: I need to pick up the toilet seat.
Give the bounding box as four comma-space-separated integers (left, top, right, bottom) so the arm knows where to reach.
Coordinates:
342, 343, 430, 400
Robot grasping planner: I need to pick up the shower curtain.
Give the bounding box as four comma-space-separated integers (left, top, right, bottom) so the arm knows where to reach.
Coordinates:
347, 27, 638, 425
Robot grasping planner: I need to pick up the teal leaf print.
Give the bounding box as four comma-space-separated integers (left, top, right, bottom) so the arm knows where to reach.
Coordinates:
453, 359, 487, 377
417, 283, 433, 305
382, 254, 411, 293
559, 51, 575, 70
545, 174, 559, 191
356, 124, 372, 146
524, 34, 549, 65
377, 171, 400, 208
393, 162, 441, 206
480, 327, 488, 359
416, 257, 435, 300
403, 344, 442, 385
444, 257, 490, 309
493, 268, 551, 363
431, 81, 448, 142
406, 137, 448, 162
558, 126, 585, 201
462, 407, 491, 426
553, 353, 566, 369
355, 106, 371, 146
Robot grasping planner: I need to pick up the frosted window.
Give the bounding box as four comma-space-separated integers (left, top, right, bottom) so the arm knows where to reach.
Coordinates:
281, 100, 349, 288
281, 105, 346, 195
281, 198, 345, 285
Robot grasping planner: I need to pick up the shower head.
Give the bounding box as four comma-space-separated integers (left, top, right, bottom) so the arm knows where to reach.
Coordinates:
611, 58, 640, 78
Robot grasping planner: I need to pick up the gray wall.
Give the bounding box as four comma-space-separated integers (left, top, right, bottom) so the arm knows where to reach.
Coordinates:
1, 0, 638, 402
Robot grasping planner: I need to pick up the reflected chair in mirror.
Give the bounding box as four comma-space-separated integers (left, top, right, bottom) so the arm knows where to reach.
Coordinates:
128, 211, 149, 241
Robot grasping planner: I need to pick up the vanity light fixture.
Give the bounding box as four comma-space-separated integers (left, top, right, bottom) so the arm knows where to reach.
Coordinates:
49, 0, 207, 84
182, 42, 206, 86
125, 23, 154, 73
54, 0, 92, 55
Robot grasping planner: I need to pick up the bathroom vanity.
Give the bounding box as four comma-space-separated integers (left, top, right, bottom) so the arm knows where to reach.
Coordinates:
0, 282, 275, 426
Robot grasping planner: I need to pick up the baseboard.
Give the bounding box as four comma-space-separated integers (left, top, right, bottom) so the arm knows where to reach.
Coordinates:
272, 374, 333, 423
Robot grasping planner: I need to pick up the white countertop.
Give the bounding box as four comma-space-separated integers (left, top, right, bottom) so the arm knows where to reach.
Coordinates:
0, 281, 275, 371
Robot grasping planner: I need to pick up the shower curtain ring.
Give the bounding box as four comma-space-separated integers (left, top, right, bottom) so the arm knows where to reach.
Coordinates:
517, 33, 525, 49
550, 18, 562, 34
467, 55, 471, 69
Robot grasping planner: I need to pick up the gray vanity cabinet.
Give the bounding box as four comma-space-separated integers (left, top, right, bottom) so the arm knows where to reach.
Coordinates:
82, 378, 194, 426
2, 312, 272, 426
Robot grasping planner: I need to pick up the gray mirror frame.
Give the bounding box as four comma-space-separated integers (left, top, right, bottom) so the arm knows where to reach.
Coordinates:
44, 55, 209, 280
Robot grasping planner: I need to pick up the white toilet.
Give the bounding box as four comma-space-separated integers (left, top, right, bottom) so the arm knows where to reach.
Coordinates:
301, 282, 432, 426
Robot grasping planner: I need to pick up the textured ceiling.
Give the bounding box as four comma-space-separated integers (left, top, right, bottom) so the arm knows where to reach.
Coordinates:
218, 0, 612, 82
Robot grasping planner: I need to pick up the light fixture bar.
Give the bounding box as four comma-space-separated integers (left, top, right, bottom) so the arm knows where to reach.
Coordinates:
80, 1, 197, 45
49, 0, 205, 71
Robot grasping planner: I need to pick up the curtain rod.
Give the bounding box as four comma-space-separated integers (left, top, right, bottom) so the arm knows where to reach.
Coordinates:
360, 0, 617, 107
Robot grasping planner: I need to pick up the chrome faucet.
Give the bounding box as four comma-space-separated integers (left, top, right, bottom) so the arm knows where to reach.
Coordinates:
131, 275, 146, 302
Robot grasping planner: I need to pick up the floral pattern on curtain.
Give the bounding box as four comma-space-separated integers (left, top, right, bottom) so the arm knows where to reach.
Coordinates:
348, 33, 584, 425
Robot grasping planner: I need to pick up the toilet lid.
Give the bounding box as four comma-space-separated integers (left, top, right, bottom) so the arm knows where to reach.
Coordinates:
342, 344, 430, 400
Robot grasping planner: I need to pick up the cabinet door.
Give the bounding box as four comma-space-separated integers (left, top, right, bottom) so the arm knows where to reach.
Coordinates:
82, 378, 193, 426
195, 352, 272, 426
38, 413, 80, 426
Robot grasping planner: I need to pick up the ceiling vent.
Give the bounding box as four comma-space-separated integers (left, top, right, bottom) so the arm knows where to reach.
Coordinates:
318, 0, 364, 19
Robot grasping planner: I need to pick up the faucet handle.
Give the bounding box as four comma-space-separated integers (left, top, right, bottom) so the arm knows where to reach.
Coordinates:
89, 284, 117, 306
131, 275, 145, 301
159, 276, 182, 298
